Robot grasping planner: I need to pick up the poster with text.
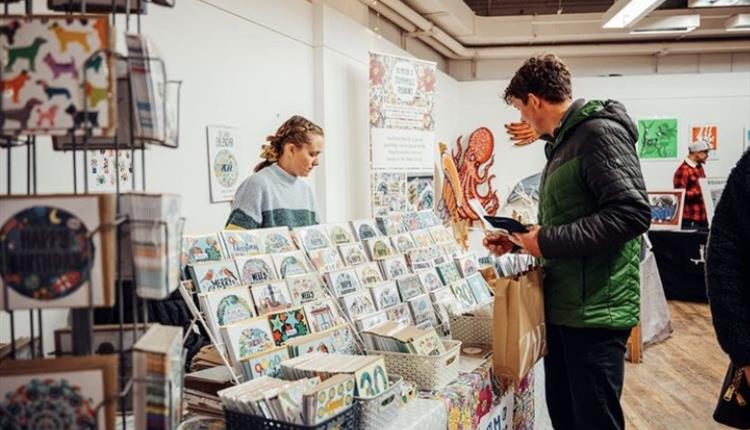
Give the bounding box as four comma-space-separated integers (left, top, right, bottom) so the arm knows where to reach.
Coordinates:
637, 118, 678, 160
690, 125, 718, 151
369, 52, 436, 170
371, 172, 407, 217
87, 150, 133, 193
206, 125, 241, 203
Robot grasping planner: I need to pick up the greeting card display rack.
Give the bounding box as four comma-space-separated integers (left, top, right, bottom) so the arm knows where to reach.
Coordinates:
0, 1, 184, 429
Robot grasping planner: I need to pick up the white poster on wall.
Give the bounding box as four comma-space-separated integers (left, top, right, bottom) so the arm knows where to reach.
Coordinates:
369, 52, 436, 170
206, 125, 241, 203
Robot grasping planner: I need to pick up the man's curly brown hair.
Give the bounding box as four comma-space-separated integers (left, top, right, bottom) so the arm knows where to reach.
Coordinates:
503, 54, 572, 105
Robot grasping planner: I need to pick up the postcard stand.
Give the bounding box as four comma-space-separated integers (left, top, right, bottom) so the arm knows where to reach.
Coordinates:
0, 2, 185, 428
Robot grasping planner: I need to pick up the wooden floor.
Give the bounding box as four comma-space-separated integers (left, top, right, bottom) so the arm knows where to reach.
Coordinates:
622, 301, 730, 430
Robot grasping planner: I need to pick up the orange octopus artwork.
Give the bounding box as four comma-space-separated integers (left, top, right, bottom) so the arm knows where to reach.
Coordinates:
442, 127, 500, 222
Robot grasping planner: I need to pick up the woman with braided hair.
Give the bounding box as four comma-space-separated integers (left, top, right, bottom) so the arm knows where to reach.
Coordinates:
226, 115, 324, 229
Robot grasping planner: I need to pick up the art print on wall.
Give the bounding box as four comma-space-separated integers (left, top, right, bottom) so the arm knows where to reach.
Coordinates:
0, 15, 116, 136
637, 118, 678, 159
206, 125, 241, 203
86, 150, 132, 192
371, 171, 407, 216
690, 124, 718, 151
647, 190, 685, 230
407, 174, 435, 211
699, 177, 727, 227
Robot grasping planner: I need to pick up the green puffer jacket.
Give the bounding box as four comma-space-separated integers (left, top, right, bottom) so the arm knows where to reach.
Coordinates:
537, 99, 651, 329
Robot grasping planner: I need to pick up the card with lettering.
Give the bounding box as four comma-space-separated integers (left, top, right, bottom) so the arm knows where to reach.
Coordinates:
364, 237, 396, 261
337, 243, 369, 267
325, 268, 363, 298
220, 230, 263, 258
390, 232, 417, 254
325, 223, 356, 245
235, 255, 278, 285
181, 234, 225, 266
189, 260, 241, 293
380, 255, 410, 280
353, 262, 384, 286
285, 273, 326, 306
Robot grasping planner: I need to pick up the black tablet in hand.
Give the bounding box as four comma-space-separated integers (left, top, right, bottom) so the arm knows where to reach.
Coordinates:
483, 216, 530, 234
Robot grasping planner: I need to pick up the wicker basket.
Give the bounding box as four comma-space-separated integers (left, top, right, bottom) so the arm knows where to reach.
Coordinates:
366, 340, 461, 391
224, 403, 359, 430
450, 304, 494, 346
355, 375, 403, 430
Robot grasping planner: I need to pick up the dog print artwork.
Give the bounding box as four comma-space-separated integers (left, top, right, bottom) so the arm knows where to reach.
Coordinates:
1, 16, 115, 135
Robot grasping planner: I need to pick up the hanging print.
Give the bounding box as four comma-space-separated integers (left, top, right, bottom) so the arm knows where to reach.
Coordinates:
206, 125, 241, 203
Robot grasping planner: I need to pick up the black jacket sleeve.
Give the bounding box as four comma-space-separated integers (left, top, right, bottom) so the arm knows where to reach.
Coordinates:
538, 121, 651, 258
706, 151, 750, 368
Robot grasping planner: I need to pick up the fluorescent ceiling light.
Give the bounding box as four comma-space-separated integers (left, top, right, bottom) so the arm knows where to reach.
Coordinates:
631, 14, 700, 33
602, 0, 667, 29
726, 13, 750, 30
688, 0, 750, 7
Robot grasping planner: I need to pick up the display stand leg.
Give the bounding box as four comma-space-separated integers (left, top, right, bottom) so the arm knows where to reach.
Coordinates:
71, 309, 94, 356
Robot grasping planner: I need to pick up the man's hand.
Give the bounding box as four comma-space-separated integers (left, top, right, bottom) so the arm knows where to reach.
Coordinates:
483, 232, 515, 256
509, 225, 543, 258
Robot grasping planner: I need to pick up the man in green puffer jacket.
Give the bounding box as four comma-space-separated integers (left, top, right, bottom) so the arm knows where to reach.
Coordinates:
486, 54, 651, 430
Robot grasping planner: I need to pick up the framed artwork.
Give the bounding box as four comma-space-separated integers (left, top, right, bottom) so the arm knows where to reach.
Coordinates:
206, 125, 241, 203
235, 255, 278, 285
0, 195, 116, 310
690, 124, 718, 151
307, 247, 345, 273
364, 237, 396, 260
350, 219, 383, 241
368, 280, 401, 310
637, 118, 678, 160
699, 177, 727, 227
271, 251, 311, 278
339, 290, 376, 320
385, 303, 414, 325
325, 268, 363, 298
647, 190, 686, 230
325, 223, 356, 245
181, 233, 225, 267
353, 262, 385, 286
188, 260, 241, 293
407, 174, 435, 211
337, 243, 370, 267
0, 356, 118, 429
303, 298, 342, 333
221, 317, 275, 363
0, 15, 116, 136
293, 225, 332, 252
396, 274, 425, 301
256, 227, 296, 254
415, 268, 444, 292
267, 307, 310, 346
250, 282, 293, 315
285, 273, 326, 306
219, 230, 262, 258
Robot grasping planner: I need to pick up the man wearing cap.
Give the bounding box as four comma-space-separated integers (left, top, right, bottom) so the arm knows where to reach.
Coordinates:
673, 139, 711, 229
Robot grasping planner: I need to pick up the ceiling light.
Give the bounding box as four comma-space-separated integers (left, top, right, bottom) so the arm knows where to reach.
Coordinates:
726, 13, 750, 31
602, 0, 667, 29
688, 0, 750, 7
631, 14, 701, 33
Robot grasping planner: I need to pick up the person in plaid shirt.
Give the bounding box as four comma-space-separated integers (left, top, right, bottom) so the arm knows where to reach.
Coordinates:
673, 139, 710, 229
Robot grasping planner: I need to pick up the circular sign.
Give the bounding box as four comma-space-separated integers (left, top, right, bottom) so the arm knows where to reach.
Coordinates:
0, 206, 94, 301
213, 149, 239, 188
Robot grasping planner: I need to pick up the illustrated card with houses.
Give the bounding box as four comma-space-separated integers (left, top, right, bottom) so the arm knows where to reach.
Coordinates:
188, 260, 241, 293
293, 225, 332, 252
285, 273, 326, 306
337, 243, 369, 267
355, 310, 388, 332
256, 227, 296, 254
415, 268, 444, 292
181, 233, 225, 267
235, 255, 278, 285
390, 232, 417, 254
455, 253, 479, 277
325, 223, 356, 245
410, 230, 434, 248
267, 308, 310, 346
380, 255, 410, 280
465, 273, 492, 304
450, 279, 477, 312
402, 212, 425, 231
251, 282, 294, 315
430, 247, 450, 266
408, 294, 438, 327
220, 230, 263, 258
221, 317, 275, 363
307, 247, 345, 273
353, 262, 384, 286
442, 243, 464, 260
385, 303, 413, 325
368, 281, 401, 310
407, 247, 436, 271
302, 298, 342, 333
0, 15, 116, 136
339, 291, 376, 320
271, 251, 311, 278
325, 268, 363, 298
364, 237, 396, 260
436, 262, 462, 285
239, 346, 289, 380
354, 357, 389, 399
396, 274, 425, 301
375, 212, 406, 236
371, 171, 407, 217
201, 286, 256, 337
350, 219, 383, 241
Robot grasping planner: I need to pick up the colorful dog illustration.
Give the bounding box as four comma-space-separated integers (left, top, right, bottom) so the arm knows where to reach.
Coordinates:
0, 98, 43, 130
84, 82, 108, 107
4, 37, 46, 72
93, 19, 107, 47
0, 21, 20, 44
65, 104, 99, 130
48, 22, 91, 53
1, 70, 31, 103
36, 105, 59, 127
43, 53, 79, 80
84, 54, 103, 73
35, 79, 72, 100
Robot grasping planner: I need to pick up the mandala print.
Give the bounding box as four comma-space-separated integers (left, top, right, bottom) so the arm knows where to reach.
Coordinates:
0, 378, 96, 429
213, 149, 239, 188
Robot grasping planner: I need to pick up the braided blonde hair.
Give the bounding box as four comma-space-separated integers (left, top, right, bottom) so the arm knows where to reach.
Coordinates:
254, 115, 324, 173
